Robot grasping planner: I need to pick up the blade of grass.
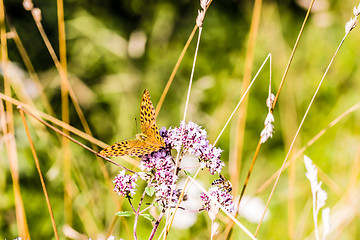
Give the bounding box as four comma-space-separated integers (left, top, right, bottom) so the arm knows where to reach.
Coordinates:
0, 99, 30, 239
9, 23, 55, 116
29, 4, 117, 213
224, 1, 263, 238
256, 31, 349, 236
224, 0, 315, 237
229, 0, 262, 197
55, 0, 72, 224
155, 0, 214, 117
0, 2, 30, 238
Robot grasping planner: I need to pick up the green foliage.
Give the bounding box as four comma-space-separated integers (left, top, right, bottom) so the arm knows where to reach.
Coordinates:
1, 0, 360, 239
115, 211, 134, 217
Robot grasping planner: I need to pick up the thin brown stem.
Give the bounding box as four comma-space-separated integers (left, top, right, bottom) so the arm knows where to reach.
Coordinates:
155, 25, 197, 117
1, 2, 30, 238
271, 0, 315, 110
6, 21, 55, 116
17, 105, 134, 172
18, 108, 60, 240
55, 0, 72, 224
149, 211, 165, 240
133, 189, 148, 240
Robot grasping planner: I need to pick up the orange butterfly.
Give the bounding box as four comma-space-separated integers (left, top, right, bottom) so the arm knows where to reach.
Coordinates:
99, 89, 165, 157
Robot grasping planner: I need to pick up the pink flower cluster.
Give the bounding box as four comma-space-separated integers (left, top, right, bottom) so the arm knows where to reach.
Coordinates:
140, 147, 180, 207
113, 170, 138, 198
166, 121, 224, 174
200, 186, 235, 213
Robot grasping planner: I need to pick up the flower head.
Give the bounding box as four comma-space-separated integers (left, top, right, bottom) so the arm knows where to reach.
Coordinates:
166, 121, 224, 174
200, 186, 235, 215
140, 140, 182, 207
113, 170, 138, 198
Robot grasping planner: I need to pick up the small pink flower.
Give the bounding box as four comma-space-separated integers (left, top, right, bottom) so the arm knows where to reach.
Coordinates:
113, 170, 138, 197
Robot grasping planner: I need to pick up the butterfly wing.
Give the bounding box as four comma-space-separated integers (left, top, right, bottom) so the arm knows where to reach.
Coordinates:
139, 89, 165, 147
140, 89, 156, 133
99, 89, 165, 158
99, 139, 162, 157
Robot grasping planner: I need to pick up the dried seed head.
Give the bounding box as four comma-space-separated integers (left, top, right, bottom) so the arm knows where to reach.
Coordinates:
196, 10, 205, 28
6, 32, 16, 39
32, 8, 42, 22
23, 0, 33, 11
354, 4, 360, 17
266, 93, 275, 108
260, 123, 274, 143
200, 0, 210, 10
345, 17, 358, 34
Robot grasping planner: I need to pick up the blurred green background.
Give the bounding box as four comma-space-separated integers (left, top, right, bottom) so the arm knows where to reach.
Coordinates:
1, 0, 360, 239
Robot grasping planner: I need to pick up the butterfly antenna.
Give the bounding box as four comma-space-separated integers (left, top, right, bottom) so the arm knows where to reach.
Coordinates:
134, 117, 139, 134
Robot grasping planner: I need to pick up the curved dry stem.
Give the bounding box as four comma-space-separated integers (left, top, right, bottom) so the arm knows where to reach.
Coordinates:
255, 33, 349, 236
271, 0, 316, 110
17, 105, 138, 172
155, 25, 198, 117
18, 108, 60, 240
1, 3, 30, 237
214, 53, 271, 146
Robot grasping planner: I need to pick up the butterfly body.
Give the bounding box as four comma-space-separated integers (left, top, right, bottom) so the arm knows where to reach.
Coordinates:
100, 89, 165, 157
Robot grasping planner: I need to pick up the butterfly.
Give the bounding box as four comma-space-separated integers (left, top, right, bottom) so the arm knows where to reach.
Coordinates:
99, 89, 165, 157
211, 174, 232, 194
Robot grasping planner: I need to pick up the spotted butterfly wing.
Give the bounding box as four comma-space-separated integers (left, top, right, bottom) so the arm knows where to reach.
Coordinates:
139, 89, 165, 147
99, 89, 165, 157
